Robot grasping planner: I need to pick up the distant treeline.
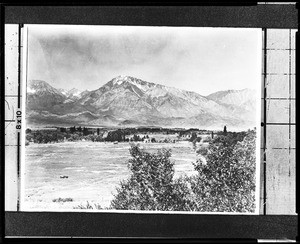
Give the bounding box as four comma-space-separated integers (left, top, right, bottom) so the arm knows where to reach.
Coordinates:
25, 126, 222, 144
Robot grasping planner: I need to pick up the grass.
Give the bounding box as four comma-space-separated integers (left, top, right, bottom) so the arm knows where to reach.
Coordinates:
73, 201, 103, 210
52, 197, 73, 203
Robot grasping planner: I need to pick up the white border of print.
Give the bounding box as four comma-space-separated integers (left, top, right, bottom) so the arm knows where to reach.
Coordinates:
20, 24, 262, 215
20, 25, 28, 210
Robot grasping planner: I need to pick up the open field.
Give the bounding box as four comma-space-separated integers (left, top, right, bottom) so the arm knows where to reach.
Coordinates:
23, 141, 198, 210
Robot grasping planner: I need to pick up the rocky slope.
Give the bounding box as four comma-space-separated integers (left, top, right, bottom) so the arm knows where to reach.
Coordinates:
26, 76, 258, 130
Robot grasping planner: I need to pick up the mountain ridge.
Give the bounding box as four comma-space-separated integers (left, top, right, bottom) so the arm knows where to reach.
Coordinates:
26, 76, 257, 130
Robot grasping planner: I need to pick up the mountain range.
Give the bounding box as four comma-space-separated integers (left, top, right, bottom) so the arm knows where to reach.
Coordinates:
26, 76, 258, 130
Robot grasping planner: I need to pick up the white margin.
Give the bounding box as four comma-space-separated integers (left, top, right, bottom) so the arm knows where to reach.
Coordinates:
254, 28, 263, 215
20, 25, 262, 215
20, 25, 28, 211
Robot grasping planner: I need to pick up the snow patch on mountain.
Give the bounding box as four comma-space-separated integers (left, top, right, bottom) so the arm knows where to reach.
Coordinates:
67, 88, 83, 97
26, 77, 258, 130
58, 88, 67, 96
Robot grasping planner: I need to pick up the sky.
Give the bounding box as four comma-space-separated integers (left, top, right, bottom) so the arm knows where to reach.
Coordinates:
26, 25, 262, 96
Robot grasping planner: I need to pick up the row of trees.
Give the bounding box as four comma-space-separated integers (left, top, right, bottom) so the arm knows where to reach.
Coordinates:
26, 129, 158, 144
105, 132, 158, 143
25, 126, 226, 145
110, 129, 256, 212
26, 130, 65, 144
26, 130, 104, 144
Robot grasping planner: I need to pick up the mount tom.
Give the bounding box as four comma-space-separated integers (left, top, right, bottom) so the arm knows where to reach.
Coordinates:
26, 76, 258, 130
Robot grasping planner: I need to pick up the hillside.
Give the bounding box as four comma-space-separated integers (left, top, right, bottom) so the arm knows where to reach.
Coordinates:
26, 76, 258, 130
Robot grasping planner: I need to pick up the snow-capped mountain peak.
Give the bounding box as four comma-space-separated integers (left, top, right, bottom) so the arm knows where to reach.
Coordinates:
26, 77, 257, 130
112, 75, 129, 85
66, 88, 83, 97
28, 80, 62, 95
58, 88, 68, 96
110, 75, 157, 92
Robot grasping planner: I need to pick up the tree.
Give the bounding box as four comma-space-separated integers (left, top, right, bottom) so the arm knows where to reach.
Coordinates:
70, 126, 76, 133
223, 126, 227, 135
110, 145, 193, 211
133, 134, 141, 142
196, 136, 202, 142
69, 133, 79, 141
110, 130, 257, 213
83, 127, 89, 136
191, 129, 256, 212
189, 132, 197, 142
96, 135, 104, 142
106, 130, 124, 142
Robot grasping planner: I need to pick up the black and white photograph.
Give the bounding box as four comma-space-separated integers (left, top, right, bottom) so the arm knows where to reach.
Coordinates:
21, 25, 261, 213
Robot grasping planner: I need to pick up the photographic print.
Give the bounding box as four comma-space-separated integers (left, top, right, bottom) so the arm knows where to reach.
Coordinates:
21, 25, 261, 213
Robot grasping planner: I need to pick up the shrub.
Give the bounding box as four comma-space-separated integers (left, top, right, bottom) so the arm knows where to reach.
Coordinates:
95, 135, 104, 142
110, 144, 193, 211
110, 130, 257, 213
26, 134, 33, 142
73, 201, 102, 210
196, 146, 208, 156
52, 197, 73, 202
195, 137, 202, 142
202, 137, 212, 143
191, 129, 256, 212
189, 132, 197, 142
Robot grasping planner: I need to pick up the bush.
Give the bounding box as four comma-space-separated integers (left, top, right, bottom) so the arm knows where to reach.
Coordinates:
110, 144, 192, 211
52, 197, 73, 202
196, 146, 208, 156
110, 130, 257, 212
195, 137, 202, 142
189, 132, 197, 142
202, 137, 212, 143
68, 133, 80, 141
191, 129, 256, 212
73, 201, 102, 210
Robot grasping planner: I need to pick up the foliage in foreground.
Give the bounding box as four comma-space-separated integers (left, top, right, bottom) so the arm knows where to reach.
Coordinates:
110, 130, 257, 212
73, 201, 103, 210
110, 145, 195, 211
191, 129, 256, 212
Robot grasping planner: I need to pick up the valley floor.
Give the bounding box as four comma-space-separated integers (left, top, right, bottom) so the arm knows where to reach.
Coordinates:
22, 141, 198, 211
